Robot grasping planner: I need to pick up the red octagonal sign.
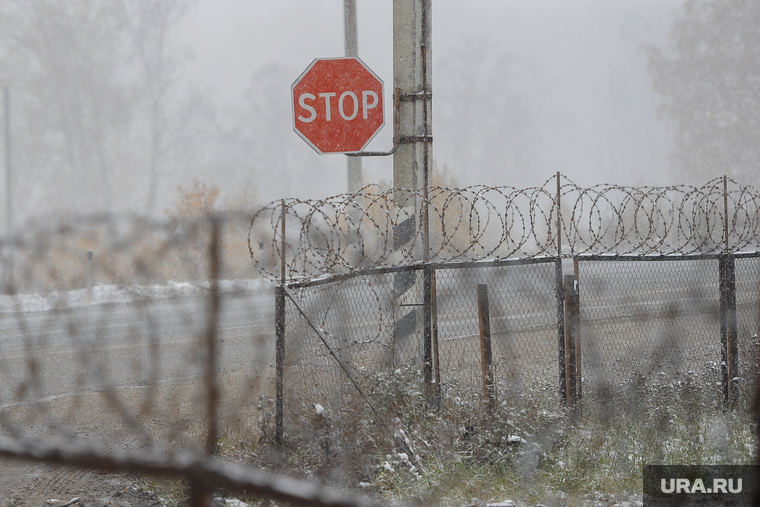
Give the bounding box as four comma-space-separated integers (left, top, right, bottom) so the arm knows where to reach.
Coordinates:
292, 57, 384, 154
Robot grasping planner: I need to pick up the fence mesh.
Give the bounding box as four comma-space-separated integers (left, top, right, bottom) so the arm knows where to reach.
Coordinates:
280, 252, 760, 421
577, 256, 724, 408
433, 260, 560, 401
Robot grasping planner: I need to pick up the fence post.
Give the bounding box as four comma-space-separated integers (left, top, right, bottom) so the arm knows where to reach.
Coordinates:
555, 173, 566, 403
719, 253, 738, 410
720, 177, 739, 410
477, 284, 496, 414
556, 258, 566, 403
430, 268, 441, 405
275, 200, 286, 444
564, 274, 580, 417
423, 264, 434, 401
205, 216, 221, 457
574, 257, 582, 404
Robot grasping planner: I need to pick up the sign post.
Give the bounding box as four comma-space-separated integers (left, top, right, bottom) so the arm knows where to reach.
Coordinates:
344, 0, 362, 194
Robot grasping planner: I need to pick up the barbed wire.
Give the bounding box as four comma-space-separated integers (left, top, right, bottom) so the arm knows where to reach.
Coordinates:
248, 174, 760, 282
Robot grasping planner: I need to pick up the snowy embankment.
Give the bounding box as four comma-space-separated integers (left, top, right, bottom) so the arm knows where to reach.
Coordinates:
0, 278, 273, 314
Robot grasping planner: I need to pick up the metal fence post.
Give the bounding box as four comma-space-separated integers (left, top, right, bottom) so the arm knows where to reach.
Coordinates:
477, 284, 495, 414
555, 173, 567, 403
275, 200, 286, 444
574, 257, 582, 404
564, 274, 580, 416
719, 253, 738, 410
556, 258, 566, 403
430, 267, 441, 405
423, 264, 434, 399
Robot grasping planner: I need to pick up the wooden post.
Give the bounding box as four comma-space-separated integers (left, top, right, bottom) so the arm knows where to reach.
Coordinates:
204, 216, 221, 457
477, 284, 495, 414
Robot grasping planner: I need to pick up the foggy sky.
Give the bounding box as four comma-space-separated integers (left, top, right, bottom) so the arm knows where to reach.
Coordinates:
172, 0, 684, 200
0, 0, 689, 223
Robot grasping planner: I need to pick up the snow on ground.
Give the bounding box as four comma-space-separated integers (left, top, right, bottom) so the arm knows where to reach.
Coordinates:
0, 278, 273, 314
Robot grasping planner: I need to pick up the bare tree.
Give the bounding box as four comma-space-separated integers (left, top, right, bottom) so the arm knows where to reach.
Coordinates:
0, 0, 133, 214
435, 36, 538, 188
122, 0, 192, 215
648, 0, 760, 183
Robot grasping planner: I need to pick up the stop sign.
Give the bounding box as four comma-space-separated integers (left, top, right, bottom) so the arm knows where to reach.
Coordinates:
291, 57, 384, 154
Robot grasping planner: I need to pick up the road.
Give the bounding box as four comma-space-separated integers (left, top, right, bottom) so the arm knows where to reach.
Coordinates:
0, 289, 277, 407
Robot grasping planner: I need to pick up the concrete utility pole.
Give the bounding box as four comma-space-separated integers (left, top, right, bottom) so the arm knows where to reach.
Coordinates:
344, 0, 363, 194
391, 0, 435, 394
393, 0, 432, 200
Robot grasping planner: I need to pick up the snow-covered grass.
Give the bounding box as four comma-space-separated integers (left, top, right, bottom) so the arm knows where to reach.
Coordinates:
242, 365, 756, 507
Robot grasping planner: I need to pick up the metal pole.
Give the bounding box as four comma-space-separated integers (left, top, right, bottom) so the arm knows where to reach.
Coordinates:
720, 177, 738, 409
556, 172, 561, 255
344, 0, 362, 194
727, 254, 737, 408
574, 258, 582, 404
275, 200, 286, 444
3, 86, 13, 294
564, 274, 579, 417
556, 258, 566, 403
477, 284, 495, 414
720, 253, 738, 410
556, 172, 565, 403
3, 86, 10, 235
431, 268, 441, 404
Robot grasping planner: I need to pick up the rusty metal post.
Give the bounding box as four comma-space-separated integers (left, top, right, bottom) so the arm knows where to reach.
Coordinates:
556, 172, 561, 255
556, 258, 566, 403
275, 200, 286, 444
720, 253, 738, 410
720, 178, 738, 410
477, 284, 495, 414
574, 257, 582, 403
564, 274, 580, 415
555, 173, 567, 403
189, 473, 214, 507
423, 265, 433, 395
431, 268, 441, 404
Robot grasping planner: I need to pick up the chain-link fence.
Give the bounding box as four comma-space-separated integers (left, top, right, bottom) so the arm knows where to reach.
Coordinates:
263, 176, 760, 454
276, 252, 760, 442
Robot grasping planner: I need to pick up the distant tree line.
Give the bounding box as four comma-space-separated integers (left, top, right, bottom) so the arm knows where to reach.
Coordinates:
648, 0, 760, 184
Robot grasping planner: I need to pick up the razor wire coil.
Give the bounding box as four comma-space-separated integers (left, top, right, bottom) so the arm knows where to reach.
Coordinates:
249, 175, 760, 282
